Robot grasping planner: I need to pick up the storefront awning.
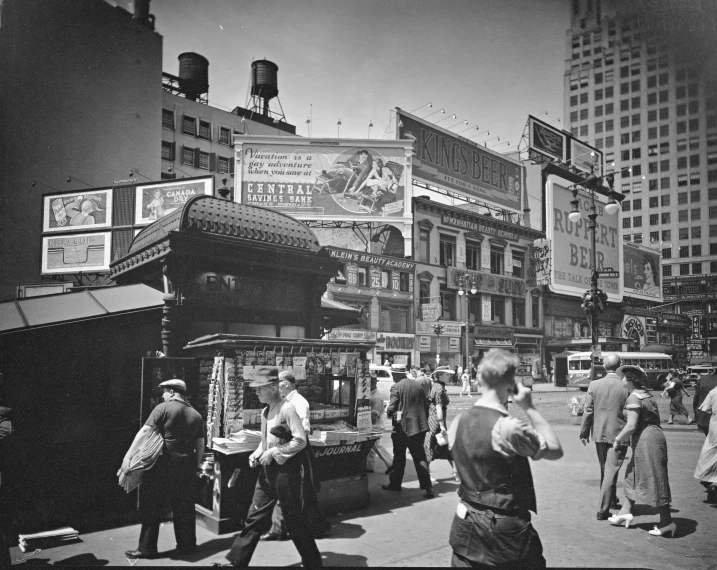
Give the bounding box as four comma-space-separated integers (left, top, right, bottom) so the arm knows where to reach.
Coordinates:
320, 297, 361, 328
474, 339, 513, 347
0, 284, 165, 335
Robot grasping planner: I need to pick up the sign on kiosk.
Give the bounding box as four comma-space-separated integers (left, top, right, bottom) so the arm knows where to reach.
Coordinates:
544, 175, 623, 303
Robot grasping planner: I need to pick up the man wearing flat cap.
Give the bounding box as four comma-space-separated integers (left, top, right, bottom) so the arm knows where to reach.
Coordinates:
226, 367, 322, 568
123, 378, 204, 560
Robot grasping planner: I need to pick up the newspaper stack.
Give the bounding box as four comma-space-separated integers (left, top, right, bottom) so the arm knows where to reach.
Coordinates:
222, 358, 244, 436
211, 430, 261, 455
18, 527, 80, 552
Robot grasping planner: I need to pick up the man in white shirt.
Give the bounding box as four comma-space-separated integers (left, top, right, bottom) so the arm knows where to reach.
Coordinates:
225, 367, 322, 568
279, 371, 311, 432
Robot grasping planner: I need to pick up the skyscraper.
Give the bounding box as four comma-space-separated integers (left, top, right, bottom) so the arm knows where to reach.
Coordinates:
564, 0, 717, 359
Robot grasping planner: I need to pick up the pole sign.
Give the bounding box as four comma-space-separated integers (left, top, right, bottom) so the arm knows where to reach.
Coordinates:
599, 268, 620, 278
545, 175, 623, 302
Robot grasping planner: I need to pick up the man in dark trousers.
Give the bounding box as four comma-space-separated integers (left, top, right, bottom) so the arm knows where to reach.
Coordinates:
579, 353, 629, 520
384, 368, 433, 498
225, 367, 322, 568
694, 371, 717, 436
123, 379, 205, 560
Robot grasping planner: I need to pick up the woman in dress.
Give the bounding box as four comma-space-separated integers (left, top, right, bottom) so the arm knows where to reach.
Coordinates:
424, 371, 457, 482
694, 383, 717, 502
609, 365, 676, 537
661, 369, 693, 425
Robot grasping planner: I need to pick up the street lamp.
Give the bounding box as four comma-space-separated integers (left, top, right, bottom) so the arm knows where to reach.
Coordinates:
457, 273, 478, 373
432, 323, 445, 366
568, 169, 623, 379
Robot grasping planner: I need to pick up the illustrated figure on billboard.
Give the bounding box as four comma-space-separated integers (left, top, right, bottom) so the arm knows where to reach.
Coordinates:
641, 259, 660, 296
69, 199, 101, 226
357, 158, 399, 213
146, 189, 166, 220
342, 150, 374, 197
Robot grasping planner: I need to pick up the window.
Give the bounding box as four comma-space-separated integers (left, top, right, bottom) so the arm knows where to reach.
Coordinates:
679, 245, 689, 257
623, 217, 631, 229
632, 99, 640, 111
692, 245, 702, 256
466, 241, 480, 271
661, 194, 670, 206
693, 262, 703, 274
219, 127, 232, 146
441, 289, 456, 321
677, 103, 687, 116
633, 216, 642, 227
511, 252, 524, 279
660, 142, 669, 154
659, 107, 669, 120
677, 121, 687, 134
662, 229, 671, 241
692, 208, 701, 221
513, 299, 526, 327
633, 233, 643, 244
490, 249, 504, 275
649, 197, 659, 208
182, 115, 196, 136
580, 125, 588, 137
162, 109, 174, 130
621, 100, 630, 112
676, 85, 686, 99
580, 92, 588, 104
380, 303, 410, 332
712, 243, 717, 255
650, 231, 659, 242
595, 122, 603, 133
648, 144, 658, 156
631, 79, 640, 92
606, 119, 614, 131
622, 201, 631, 212
659, 159, 669, 172
679, 227, 689, 240
633, 198, 642, 210
531, 296, 540, 328
182, 146, 195, 166
709, 152, 717, 165
570, 111, 578, 123
491, 297, 505, 325
595, 105, 604, 117
650, 214, 659, 225
606, 136, 614, 148
660, 177, 670, 189
690, 172, 701, 185
661, 212, 670, 224
678, 192, 688, 205
570, 95, 578, 106
605, 103, 614, 115
660, 124, 669, 137
161, 140, 174, 161
662, 247, 672, 259
711, 188, 717, 200
439, 235, 456, 266
198, 151, 209, 170
357, 267, 367, 286
691, 190, 701, 202
712, 261, 717, 273
663, 265, 672, 277
419, 229, 430, 262
217, 156, 230, 174
648, 127, 657, 139
595, 88, 603, 101
580, 108, 588, 120
648, 109, 657, 122
712, 225, 717, 237
605, 86, 614, 98
621, 182, 630, 195
647, 92, 657, 105
419, 281, 430, 306
649, 179, 658, 190
632, 165, 642, 177
468, 295, 481, 323
679, 210, 689, 222
198, 120, 211, 140
659, 90, 669, 103
678, 156, 688, 170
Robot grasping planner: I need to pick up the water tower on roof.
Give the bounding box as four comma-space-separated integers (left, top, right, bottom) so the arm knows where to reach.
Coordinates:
178, 52, 209, 102
246, 59, 286, 122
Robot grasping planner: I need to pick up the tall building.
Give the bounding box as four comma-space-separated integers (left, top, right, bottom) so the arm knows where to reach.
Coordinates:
564, 0, 717, 360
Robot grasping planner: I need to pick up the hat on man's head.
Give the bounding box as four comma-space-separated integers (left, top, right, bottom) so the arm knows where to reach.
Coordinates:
158, 379, 187, 392
249, 366, 280, 388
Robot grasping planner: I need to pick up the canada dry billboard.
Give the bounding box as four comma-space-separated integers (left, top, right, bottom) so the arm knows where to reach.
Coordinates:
42, 189, 113, 233
545, 175, 622, 302
235, 137, 413, 222
396, 109, 523, 212
134, 176, 214, 225
623, 243, 663, 303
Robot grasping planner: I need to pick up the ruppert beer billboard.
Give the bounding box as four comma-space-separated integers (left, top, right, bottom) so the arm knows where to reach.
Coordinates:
234, 137, 413, 224
545, 174, 623, 302
396, 109, 523, 213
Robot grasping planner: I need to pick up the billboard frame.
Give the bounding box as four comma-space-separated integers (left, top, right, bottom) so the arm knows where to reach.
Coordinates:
133, 175, 214, 226
41, 188, 114, 233
528, 115, 567, 164
623, 241, 663, 303
41, 231, 112, 275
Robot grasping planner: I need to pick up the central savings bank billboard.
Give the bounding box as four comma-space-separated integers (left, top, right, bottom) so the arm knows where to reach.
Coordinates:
545, 175, 623, 302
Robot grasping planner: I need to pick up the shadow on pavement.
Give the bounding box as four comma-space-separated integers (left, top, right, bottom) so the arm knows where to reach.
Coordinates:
288, 551, 368, 567
632, 517, 697, 538
53, 553, 109, 566
322, 521, 365, 540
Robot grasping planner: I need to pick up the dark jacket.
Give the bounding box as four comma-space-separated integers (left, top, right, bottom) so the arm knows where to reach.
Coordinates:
580, 372, 628, 442
387, 378, 429, 437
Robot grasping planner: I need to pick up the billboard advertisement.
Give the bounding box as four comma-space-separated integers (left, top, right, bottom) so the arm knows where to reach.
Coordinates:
134, 176, 213, 225
42, 189, 113, 233
545, 175, 622, 302
396, 109, 523, 212
570, 138, 602, 175
623, 243, 663, 303
41, 232, 112, 274
235, 137, 413, 222
528, 115, 566, 163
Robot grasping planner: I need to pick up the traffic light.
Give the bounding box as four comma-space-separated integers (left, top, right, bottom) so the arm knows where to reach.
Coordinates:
595, 289, 608, 311
432, 323, 445, 335
580, 291, 594, 314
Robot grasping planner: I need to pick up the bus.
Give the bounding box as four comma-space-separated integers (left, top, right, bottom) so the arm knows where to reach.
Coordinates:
567, 352, 673, 391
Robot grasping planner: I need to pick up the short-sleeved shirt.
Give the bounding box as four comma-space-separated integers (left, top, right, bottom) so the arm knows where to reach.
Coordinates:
624, 390, 661, 429
145, 399, 203, 457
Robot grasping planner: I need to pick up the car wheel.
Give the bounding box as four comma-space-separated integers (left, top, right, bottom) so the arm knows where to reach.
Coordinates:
580, 387, 588, 392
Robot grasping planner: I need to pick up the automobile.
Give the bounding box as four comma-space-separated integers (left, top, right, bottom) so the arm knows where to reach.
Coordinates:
686, 365, 716, 386
370, 364, 409, 403
570, 364, 607, 391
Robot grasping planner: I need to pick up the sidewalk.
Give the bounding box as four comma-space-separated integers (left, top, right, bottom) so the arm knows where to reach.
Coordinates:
444, 381, 581, 397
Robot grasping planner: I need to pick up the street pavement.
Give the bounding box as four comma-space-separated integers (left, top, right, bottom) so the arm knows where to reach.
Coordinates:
9, 388, 715, 568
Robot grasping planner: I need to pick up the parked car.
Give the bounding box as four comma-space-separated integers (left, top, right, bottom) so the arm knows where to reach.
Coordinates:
370, 364, 408, 403
686, 365, 716, 386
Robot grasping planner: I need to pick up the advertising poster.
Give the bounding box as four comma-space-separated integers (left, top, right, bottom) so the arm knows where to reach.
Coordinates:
528, 115, 566, 163
236, 138, 412, 221
623, 244, 663, 303
42, 189, 113, 233
397, 109, 523, 212
545, 175, 622, 302
529, 239, 551, 286
134, 176, 213, 225
621, 315, 646, 348
570, 139, 603, 175
421, 303, 441, 322
41, 232, 111, 274
419, 336, 431, 351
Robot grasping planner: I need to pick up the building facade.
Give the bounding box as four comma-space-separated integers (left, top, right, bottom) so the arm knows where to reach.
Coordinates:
413, 197, 545, 375
564, 0, 717, 362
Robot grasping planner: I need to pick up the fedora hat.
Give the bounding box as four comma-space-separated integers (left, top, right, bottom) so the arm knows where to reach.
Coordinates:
249, 366, 280, 388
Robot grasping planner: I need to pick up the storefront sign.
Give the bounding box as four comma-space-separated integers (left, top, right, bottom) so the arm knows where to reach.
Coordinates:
440, 214, 520, 242
236, 138, 411, 222
545, 175, 622, 302
42, 189, 113, 233
449, 338, 460, 351
415, 320, 462, 337
375, 332, 414, 352
41, 232, 112, 274
623, 244, 663, 302
418, 336, 431, 350
447, 267, 526, 298
473, 326, 513, 340
421, 303, 442, 322
397, 109, 523, 212
324, 247, 416, 271
528, 239, 551, 286
482, 299, 492, 321
621, 315, 646, 347
692, 315, 703, 340
327, 329, 377, 342
313, 443, 364, 458
134, 176, 213, 225
369, 267, 382, 289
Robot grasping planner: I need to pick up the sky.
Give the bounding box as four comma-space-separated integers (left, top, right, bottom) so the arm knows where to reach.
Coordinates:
126, 0, 570, 148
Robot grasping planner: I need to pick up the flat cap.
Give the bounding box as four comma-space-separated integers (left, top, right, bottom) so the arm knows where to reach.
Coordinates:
249, 366, 280, 388
158, 379, 187, 392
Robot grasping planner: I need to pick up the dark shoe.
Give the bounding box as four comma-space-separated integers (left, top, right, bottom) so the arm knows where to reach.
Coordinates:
385, 465, 394, 475
260, 532, 288, 541
366, 469, 374, 473
596, 510, 611, 520
381, 484, 402, 492
425, 489, 435, 499
609, 501, 621, 510
177, 546, 197, 555
125, 550, 158, 559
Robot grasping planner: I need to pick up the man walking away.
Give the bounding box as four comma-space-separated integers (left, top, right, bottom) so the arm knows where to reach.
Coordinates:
384, 367, 433, 498
123, 379, 204, 559
579, 354, 629, 520
459, 369, 471, 397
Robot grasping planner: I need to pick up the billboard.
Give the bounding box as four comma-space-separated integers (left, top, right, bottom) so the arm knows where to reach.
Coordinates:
42, 189, 113, 233
396, 109, 523, 212
623, 243, 663, 303
134, 176, 213, 225
235, 137, 413, 222
545, 175, 622, 302
528, 115, 566, 163
41, 232, 112, 274
570, 138, 602, 175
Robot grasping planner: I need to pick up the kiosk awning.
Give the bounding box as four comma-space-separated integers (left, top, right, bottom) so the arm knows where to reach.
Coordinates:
0, 284, 165, 335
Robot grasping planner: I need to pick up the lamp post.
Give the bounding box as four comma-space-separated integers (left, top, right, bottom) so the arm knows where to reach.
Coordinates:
569, 167, 621, 379
457, 273, 478, 375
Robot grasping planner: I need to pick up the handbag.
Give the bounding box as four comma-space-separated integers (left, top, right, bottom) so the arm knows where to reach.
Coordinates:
436, 431, 448, 446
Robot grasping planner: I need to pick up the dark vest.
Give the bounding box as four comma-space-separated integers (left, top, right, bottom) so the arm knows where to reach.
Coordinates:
453, 406, 537, 514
